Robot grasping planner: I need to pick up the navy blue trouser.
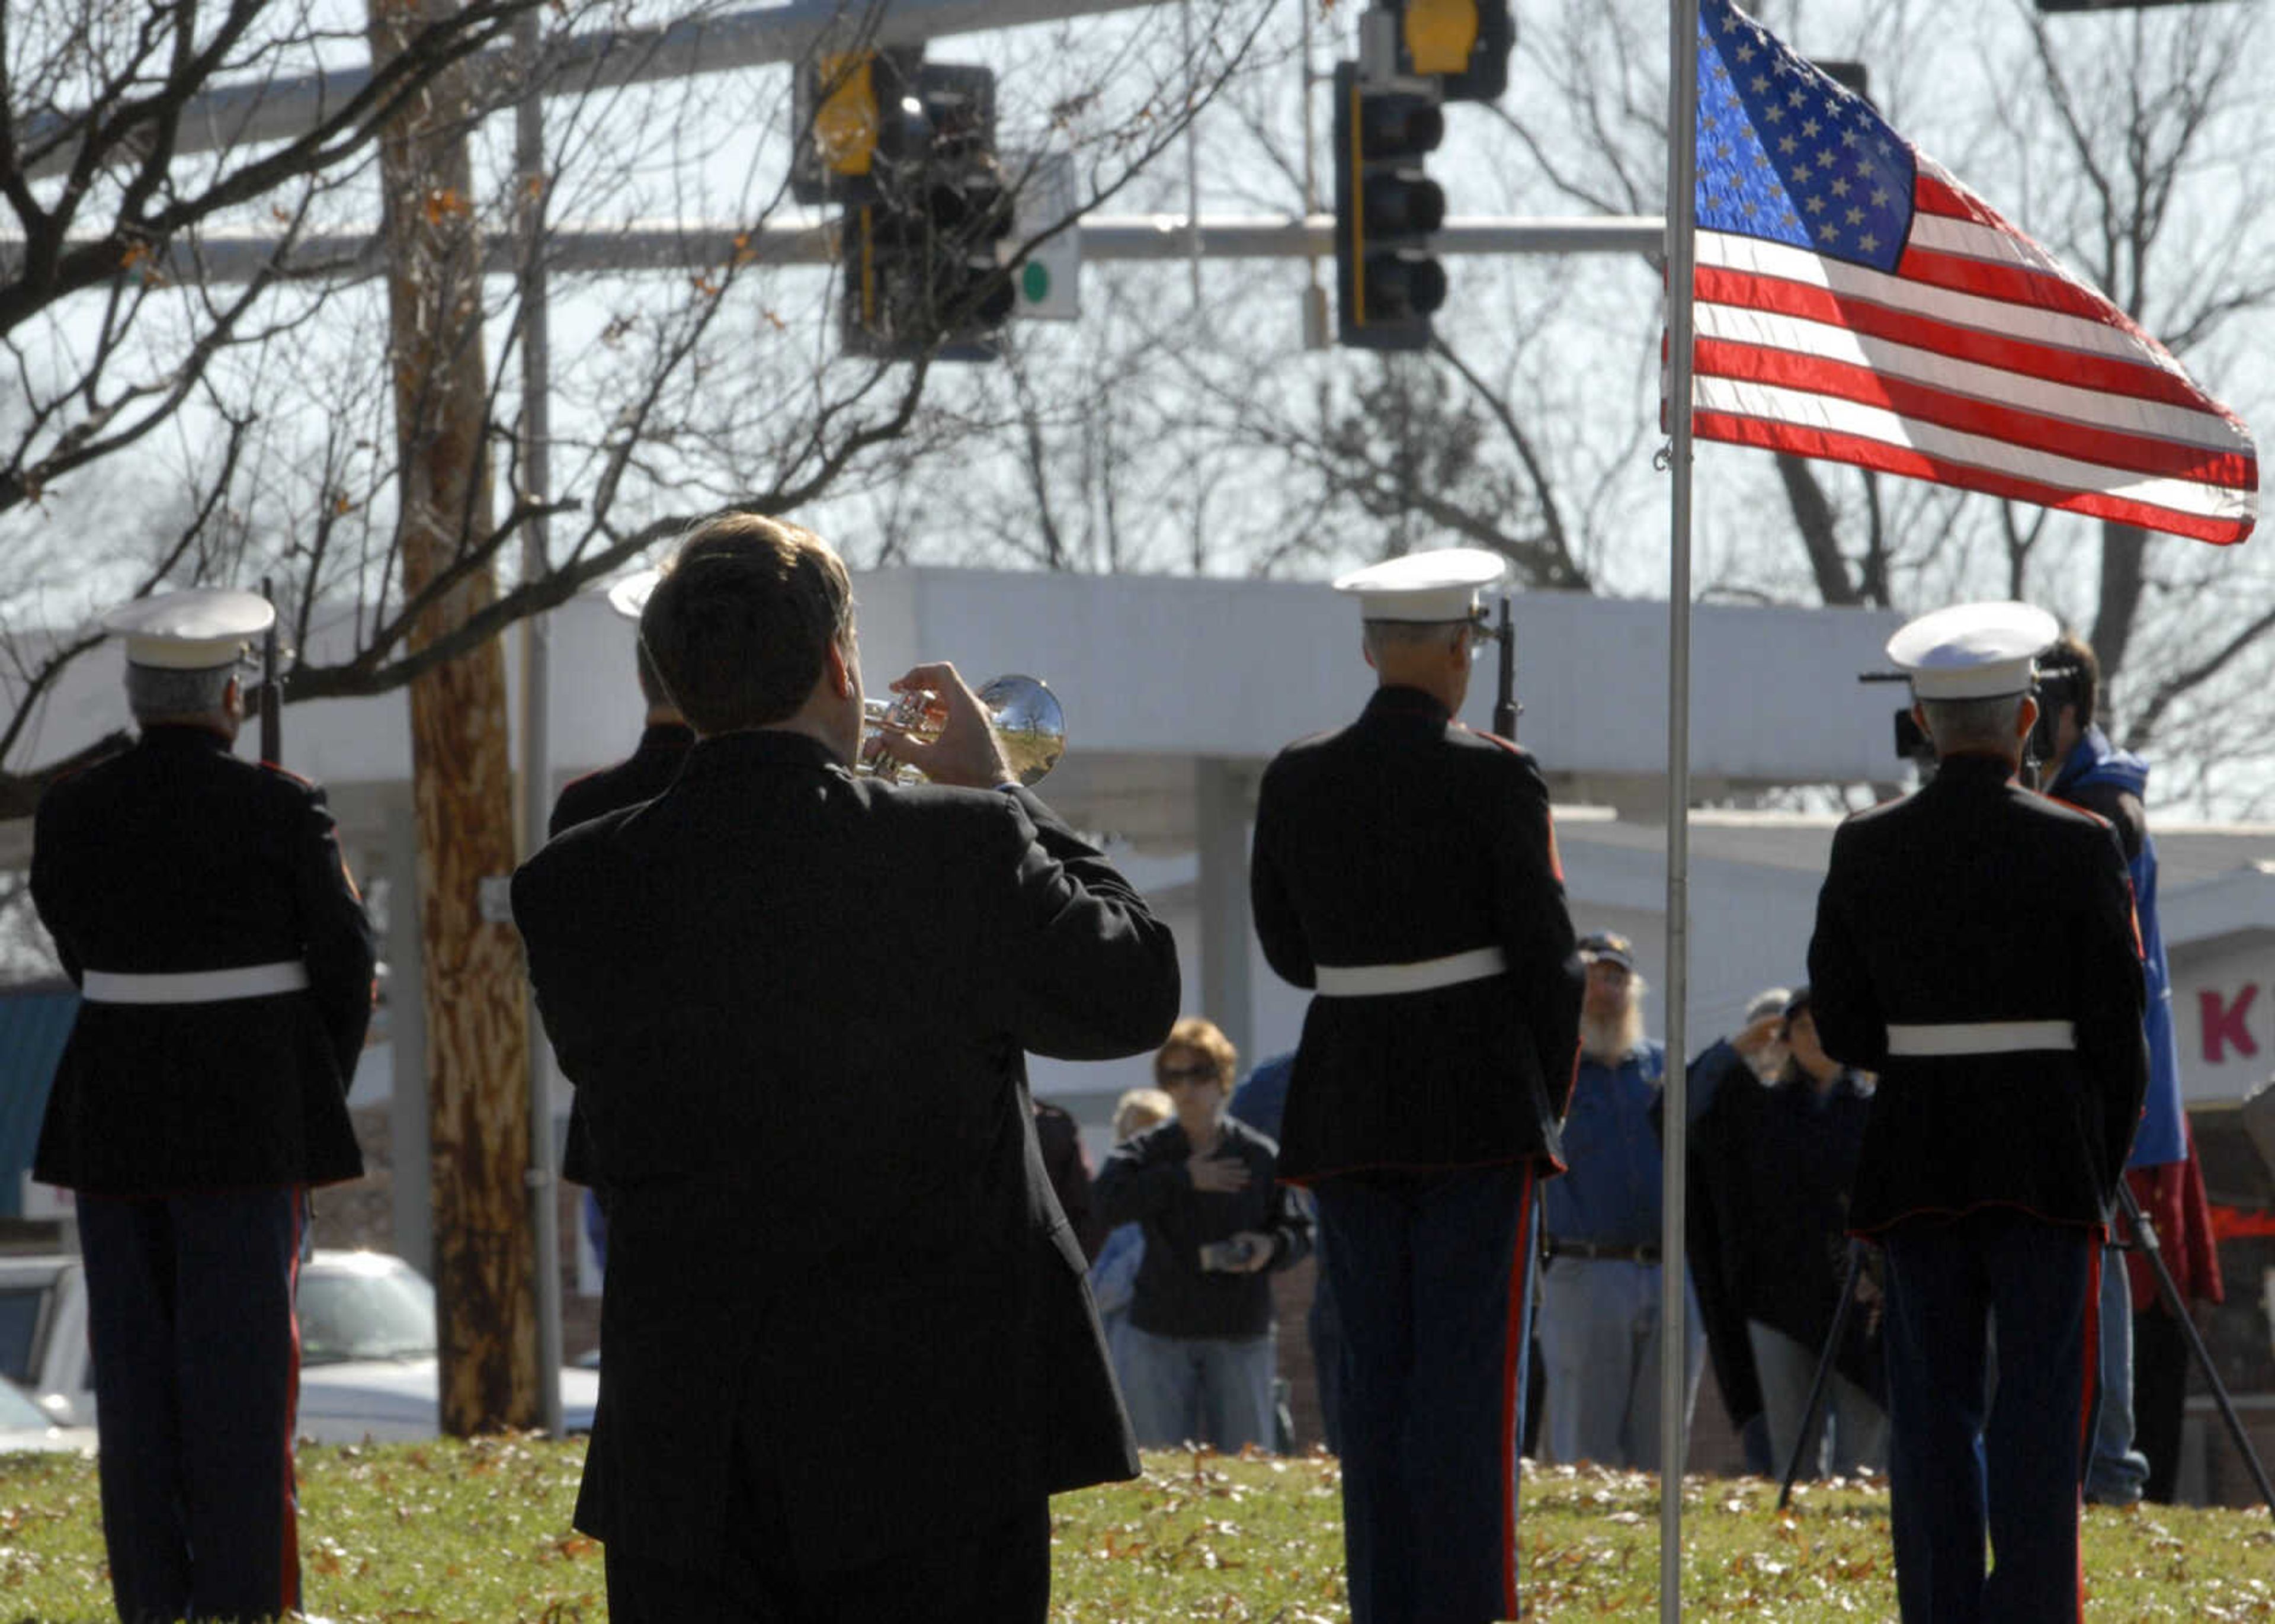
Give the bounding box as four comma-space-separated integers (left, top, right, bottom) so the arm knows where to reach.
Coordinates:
78, 1188, 303, 1624
1314, 1162, 1538, 1624
1880, 1210, 2098, 1624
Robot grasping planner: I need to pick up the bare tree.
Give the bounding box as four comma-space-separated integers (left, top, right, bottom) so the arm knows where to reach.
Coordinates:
3, 0, 1280, 1432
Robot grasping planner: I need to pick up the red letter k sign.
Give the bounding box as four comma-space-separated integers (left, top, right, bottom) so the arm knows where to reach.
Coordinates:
2199, 984, 2260, 1065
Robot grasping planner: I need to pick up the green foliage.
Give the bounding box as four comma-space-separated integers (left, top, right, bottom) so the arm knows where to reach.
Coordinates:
0, 1442, 2266, 1620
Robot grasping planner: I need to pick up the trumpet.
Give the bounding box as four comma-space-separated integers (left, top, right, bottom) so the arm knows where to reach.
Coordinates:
858, 672, 1065, 786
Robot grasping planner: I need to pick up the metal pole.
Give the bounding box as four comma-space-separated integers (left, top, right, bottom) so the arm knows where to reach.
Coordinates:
74, 214, 1670, 287
515, 8, 566, 1441
2116, 1181, 2275, 1517
1181, 0, 1203, 308
1777, 1241, 1865, 1510
21, 0, 1172, 178
1660, 0, 1702, 1617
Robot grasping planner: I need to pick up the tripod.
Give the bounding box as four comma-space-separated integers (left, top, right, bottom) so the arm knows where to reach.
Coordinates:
1777, 1191, 2274, 1519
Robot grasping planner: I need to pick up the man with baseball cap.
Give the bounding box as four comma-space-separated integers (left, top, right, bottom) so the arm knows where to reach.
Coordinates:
1805, 601, 2146, 1623
1537, 929, 1705, 1471
31, 588, 375, 1622
1251, 547, 1582, 1624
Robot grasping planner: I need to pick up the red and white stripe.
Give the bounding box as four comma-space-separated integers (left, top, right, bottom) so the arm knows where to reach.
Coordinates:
1687, 159, 2258, 545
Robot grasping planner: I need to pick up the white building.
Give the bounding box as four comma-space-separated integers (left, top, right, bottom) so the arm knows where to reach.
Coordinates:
10, 567, 2274, 1180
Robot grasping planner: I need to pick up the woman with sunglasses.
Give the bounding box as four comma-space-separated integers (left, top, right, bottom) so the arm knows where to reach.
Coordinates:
1092, 1017, 1313, 1450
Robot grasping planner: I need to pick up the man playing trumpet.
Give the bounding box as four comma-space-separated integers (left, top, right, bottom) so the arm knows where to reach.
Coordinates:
512, 511, 1180, 1621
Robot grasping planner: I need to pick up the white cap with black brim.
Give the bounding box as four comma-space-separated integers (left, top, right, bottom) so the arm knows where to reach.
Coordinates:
1332, 547, 1509, 624
1886, 600, 2061, 702
102, 589, 275, 671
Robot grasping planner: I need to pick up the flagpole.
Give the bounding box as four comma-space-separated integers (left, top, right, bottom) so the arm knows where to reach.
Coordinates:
1660, 0, 1702, 1619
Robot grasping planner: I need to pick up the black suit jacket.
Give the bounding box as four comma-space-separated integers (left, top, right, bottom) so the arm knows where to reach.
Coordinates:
1249, 686, 1583, 1183
547, 720, 696, 1191
1805, 752, 2148, 1234
547, 721, 694, 838
30, 725, 373, 1193
511, 728, 1179, 1576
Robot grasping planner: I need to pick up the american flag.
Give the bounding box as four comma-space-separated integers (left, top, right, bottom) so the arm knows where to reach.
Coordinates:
1682, 0, 2257, 546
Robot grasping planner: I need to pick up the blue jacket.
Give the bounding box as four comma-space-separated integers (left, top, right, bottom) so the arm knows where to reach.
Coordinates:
1545, 1042, 1667, 1248
2049, 726, 2183, 1168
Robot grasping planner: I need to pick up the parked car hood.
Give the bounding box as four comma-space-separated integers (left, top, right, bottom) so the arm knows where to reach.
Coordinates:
297, 1358, 598, 1442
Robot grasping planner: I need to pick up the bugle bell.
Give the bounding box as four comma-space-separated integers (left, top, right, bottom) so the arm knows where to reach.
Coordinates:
859, 673, 1065, 786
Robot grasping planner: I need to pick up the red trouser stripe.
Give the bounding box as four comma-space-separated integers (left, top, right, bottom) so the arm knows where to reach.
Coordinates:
2073, 1239, 2101, 1624
1502, 1164, 1539, 1619
281, 1190, 303, 1616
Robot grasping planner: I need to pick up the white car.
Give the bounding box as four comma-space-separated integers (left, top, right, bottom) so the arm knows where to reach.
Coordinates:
0, 1248, 596, 1442
0, 1375, 94, 1453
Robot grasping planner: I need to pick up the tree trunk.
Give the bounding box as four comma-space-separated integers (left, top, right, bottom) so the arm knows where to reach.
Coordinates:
1774, 452, 1861, 607
2093, 519, 2149, 693
369, 0, 539, 1436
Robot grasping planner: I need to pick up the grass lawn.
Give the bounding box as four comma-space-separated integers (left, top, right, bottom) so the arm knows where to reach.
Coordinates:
0, 1440, 2264, 1620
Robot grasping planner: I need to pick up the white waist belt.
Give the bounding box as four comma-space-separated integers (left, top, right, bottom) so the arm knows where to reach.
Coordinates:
1315, 946, 1508, 998
1885, 1020, 2076, 1057
82, 962, 311, 1005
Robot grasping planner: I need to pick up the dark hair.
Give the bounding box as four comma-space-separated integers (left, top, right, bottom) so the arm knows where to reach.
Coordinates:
639, 512, 851, 735
2040, 629, 2100, 728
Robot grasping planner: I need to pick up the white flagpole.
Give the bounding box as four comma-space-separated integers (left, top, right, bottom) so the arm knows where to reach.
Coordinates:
1660, 0, 1702, 1619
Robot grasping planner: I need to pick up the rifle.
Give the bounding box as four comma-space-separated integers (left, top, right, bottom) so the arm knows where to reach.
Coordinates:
1492, 594, 1520, 741
259, 577, 282, 765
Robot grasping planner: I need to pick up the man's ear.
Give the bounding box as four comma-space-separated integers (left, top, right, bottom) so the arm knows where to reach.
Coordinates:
2016, 694, 2040, 740
224, 674, 245, 716
1360, 633, 1376, 672
825, 636, 855, 700
1911, 701, 1931, 747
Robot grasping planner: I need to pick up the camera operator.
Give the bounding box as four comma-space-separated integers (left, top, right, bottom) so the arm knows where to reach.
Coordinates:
1807, 601, 2146, 1624
2035, 630, 2189, 1508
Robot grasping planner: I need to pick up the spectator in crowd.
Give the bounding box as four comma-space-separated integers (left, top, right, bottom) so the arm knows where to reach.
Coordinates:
1094, 1018, 1313, 1451
2125, 1120, 2224, 1503
2039, 629, 2189, 1510
1696, 988, 1886, 1481
1683, 986, 1792, 1477
1539, 931, 1704, 1471
1229, 1049, 1310, 1455
1090, 1087, 1175, 1375
1034, 1096, 1101, 1261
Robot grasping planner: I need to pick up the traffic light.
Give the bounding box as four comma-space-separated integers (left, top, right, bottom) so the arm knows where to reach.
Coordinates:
1392, 0, 1514, 105
1332, 61, 1447, 353
838, 62, 1018, 363
792, 48, 921, 206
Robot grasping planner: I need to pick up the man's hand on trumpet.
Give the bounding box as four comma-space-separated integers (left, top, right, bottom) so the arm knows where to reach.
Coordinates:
867, 661, 1016, 789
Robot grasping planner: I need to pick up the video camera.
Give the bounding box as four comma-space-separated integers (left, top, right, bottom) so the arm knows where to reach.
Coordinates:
1861, 645, 2087, 778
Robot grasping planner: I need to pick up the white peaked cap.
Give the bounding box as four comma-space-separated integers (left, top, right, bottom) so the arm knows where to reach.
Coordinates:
1332, 547, 1508, 623
1886, 600, 2061, 701
102, 589, 275, 671
607, 568, 663, 622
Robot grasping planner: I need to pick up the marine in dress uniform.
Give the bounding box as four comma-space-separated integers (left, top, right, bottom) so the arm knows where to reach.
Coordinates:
548, 570, 696, 840
547, 569, 696, 1234
31, 590, 375, 1624
1249, 549, 1582, 1624
1804, 601, 2148, 1624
